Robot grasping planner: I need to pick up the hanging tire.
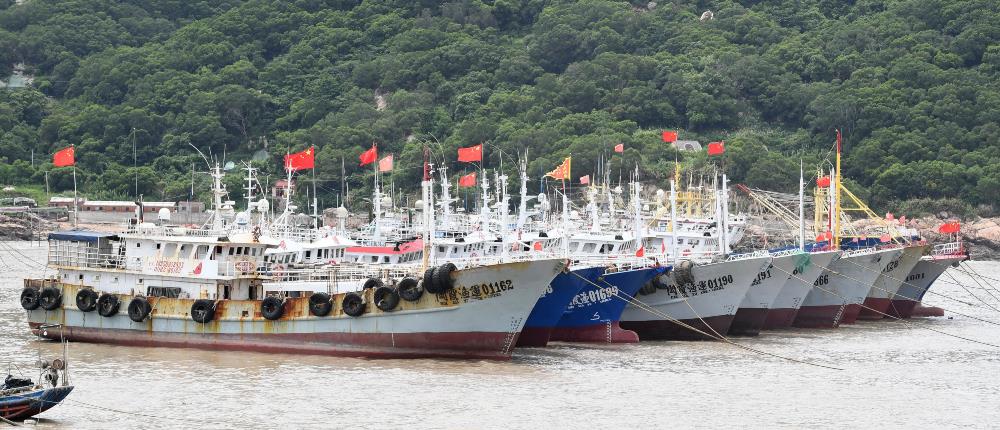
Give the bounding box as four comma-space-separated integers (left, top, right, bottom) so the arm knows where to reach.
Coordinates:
433, 263, 457, 293
422, 267, 440, 294
374, 286, 400, 312
362, 278, 383, 290
397, 277, 422, 302
261, 296, 285, 320
652, 274, 671, 290
39, 287, 63, 311
97, 294, 120, 317
76, 289, 99, 312
127, 297, 152, 322
341, 292, 365, 317
673, 260, 696, 287
638, 281, 656, 295
309, 292, 333, 317
191, 299, 215, 323
20, 288, 40, 310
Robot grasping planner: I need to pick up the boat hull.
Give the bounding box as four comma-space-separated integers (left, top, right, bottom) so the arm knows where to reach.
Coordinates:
794, 248, 900, 328
857, 245, 927, 320
889, 254, 965, 318
0, 386, 74, 421
26, 259, 564, 360
619, 256, 770, 340
762, 251, 838, 329
516, 266, 604, 347
729, 254, 799, 336
549, 267, 661, 344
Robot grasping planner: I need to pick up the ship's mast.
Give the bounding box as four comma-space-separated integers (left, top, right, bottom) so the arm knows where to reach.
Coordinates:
438, 166, 452, 227
515, 155, 531, 230
499, 170, 510, 262
670, 179, 678, 264
799, 160, 806, 251
480, 173, 490, 232
833, 129, 842, 248
421, 151, 434, 269
210, 162, 227, 231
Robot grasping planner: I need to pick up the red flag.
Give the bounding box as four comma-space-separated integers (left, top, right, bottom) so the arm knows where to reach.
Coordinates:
707, 141, 725, 156
533, 242, 543, 251
885, 212, 895, 221
579, 175, 590, 185
544, 157, 571, 180
459, 172, 477, 187
636, 246, 645, 257
378, 154, 393, 172
53, 146, 75, 167
661, 131, 678, 143
816, 176, 831, 187
938, 222, 961, 234
359, 144, 378, 166
614, 143, 624, 153
458, 144, 483, 162
284, 146, 315, 171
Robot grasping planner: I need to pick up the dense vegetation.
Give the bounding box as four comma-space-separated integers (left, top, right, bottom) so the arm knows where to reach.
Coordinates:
1, 0, 998, 215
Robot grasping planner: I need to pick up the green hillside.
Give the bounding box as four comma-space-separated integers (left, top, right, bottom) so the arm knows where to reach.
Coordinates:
1, 0, 998, 215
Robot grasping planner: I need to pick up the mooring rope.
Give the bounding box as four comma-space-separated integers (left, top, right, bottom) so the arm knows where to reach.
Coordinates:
941, 270, 1000, 312
771, 264, 1000, 348
567, 270, 844, 370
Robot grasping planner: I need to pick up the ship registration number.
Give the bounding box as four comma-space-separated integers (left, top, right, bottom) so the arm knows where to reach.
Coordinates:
440, 279, 514, 304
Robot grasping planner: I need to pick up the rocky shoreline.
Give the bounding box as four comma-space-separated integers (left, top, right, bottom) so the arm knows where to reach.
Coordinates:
0, 213, 55, 240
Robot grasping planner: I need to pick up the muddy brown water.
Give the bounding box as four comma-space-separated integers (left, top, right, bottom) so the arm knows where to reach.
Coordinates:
2, 242, 999, 429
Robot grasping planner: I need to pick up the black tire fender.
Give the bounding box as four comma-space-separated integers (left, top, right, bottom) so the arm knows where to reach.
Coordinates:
433, 263, 457, 292
374, 286, 400, 312
261, 296, 285, 320
362, 278, 384, 290
127, 297, 152, 322
76, 289, 98, 312
39, 287, 63, 311
342, 292, 365, 317
191, 299, 215, 323
20, 287, 40, 311
309, 292, 333, 316
397, 277, 422, 302
97, 293, 120, 317
423, 267, 440, 294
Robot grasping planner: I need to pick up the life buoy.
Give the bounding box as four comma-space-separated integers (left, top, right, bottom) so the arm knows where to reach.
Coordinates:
127, 297, 152, 322
397, 277, 422, 302
261, 296, 284, 320
97, 293, 120, 317
191, 299, 215, 323
39, 287, 63, 311
20, 287, 40, 310
76, 289, 98, 312
309, 292, 333, 316
342, 292, 365, 317
433, 263, 457, 293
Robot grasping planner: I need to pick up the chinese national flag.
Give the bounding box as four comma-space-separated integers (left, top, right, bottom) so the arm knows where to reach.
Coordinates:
938, 222, 961, 234
544, 157, 571, 180
816, 176, 831, 187
614, 143, 624, 153
636, 246, 645, 257
707, 141, 725, 156
579, 175, 590, 185
53, 146, 75, 167
661, 131, 678, 143
284, 146, 315, 171
359, 144, 378, 166
458, 143, 483, 162
458, 172, 477, 187
378, 154, 393, 172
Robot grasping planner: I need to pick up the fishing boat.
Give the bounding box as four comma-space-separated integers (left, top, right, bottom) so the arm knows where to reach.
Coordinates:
548, 263, 663, 343
618, 252, 770, 340
516, 265, 605, 347
2, 329, 73, 422
794, 247, 901, 328
728, 250, 801, 336
857, 243, 928, 320
889, 241, 968, 318
761, 249, 839, 329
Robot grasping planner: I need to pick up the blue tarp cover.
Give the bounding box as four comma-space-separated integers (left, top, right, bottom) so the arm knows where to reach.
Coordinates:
47, 231, 118, 243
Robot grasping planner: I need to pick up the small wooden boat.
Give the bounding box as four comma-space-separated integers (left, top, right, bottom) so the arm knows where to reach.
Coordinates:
2, 324, 74, 422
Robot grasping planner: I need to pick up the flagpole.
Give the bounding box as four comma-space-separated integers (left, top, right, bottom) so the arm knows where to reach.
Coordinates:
312, 149, 318, 229
72, 165, 78, 228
